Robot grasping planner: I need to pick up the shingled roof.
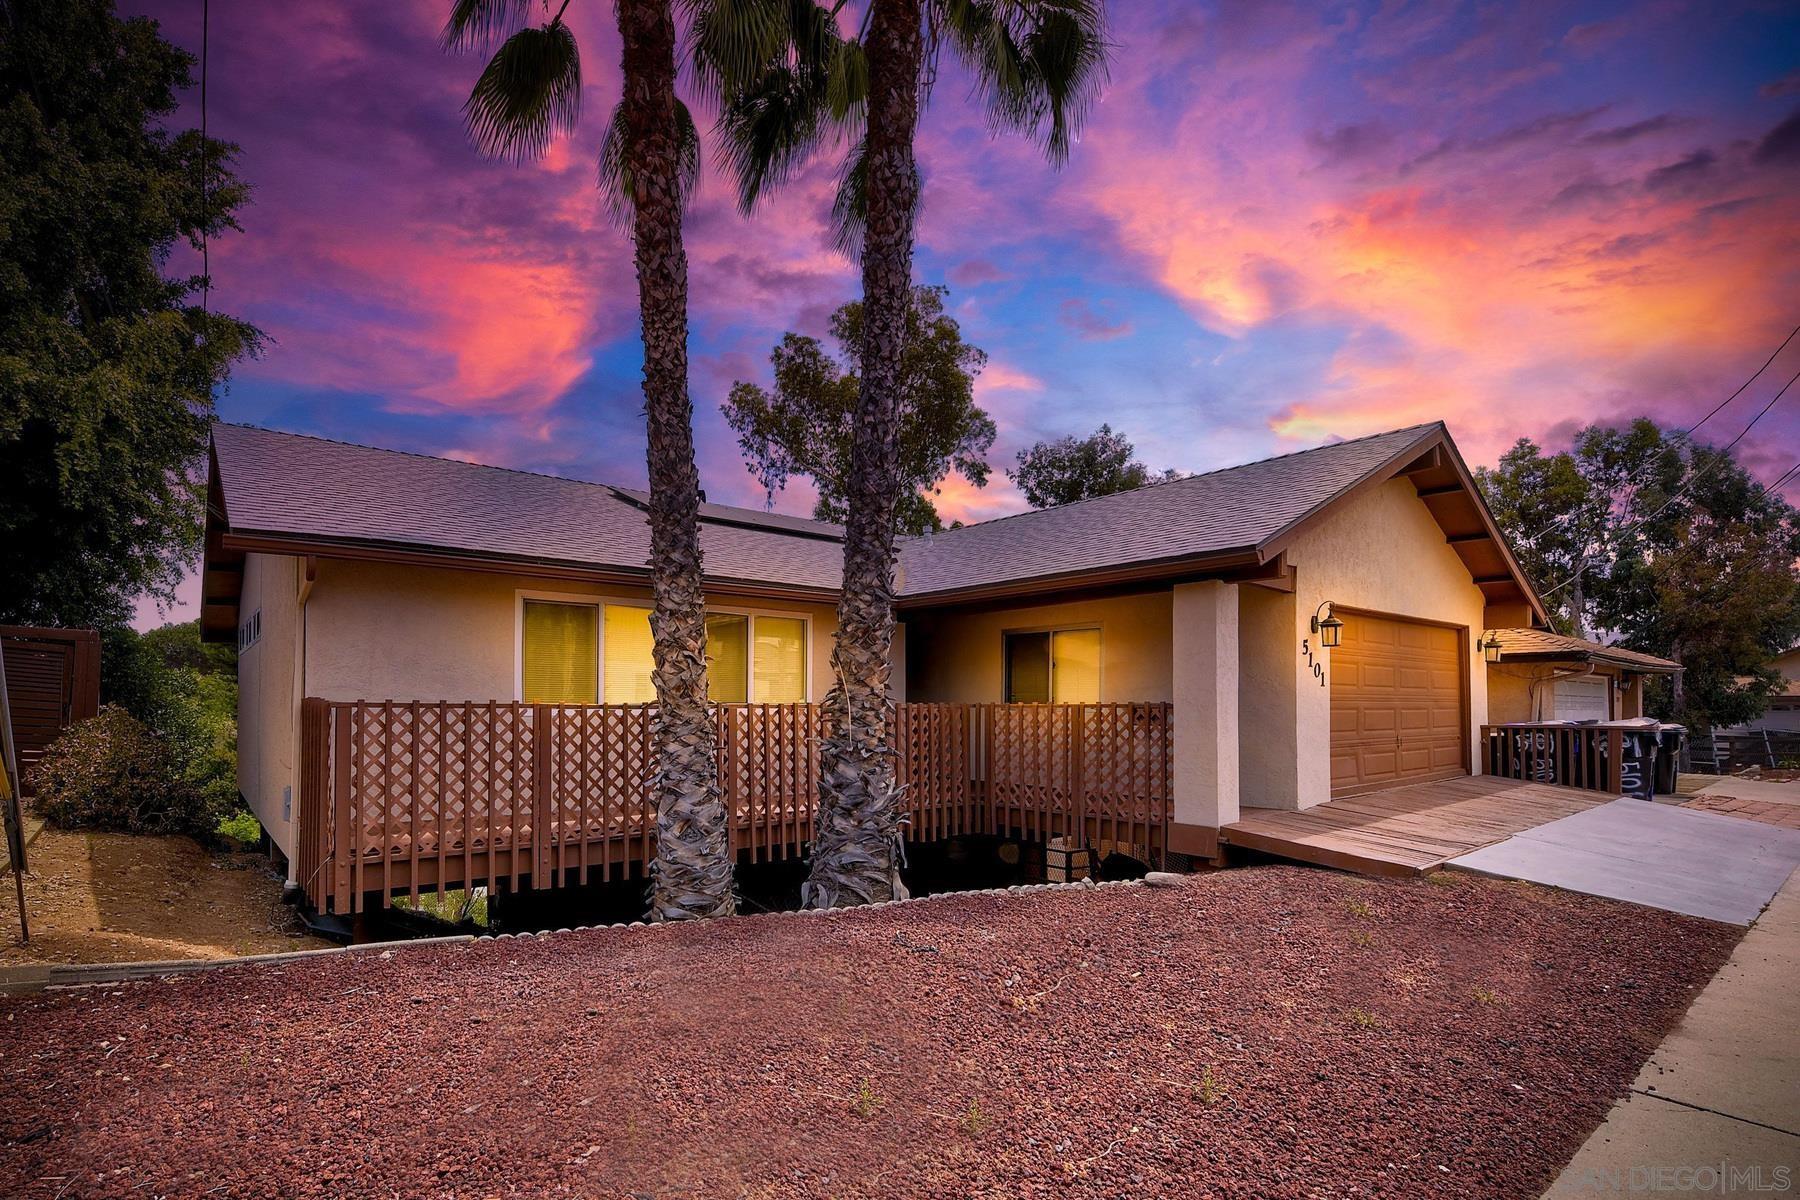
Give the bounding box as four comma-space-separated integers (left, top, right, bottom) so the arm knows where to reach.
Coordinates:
206, 423, 844, 598
203, 419, 1545, 639
1489, 628, 1682, 673
896, 423, 1446, 601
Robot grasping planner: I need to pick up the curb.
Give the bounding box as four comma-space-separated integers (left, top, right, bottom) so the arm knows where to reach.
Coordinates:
0, 934, 476, 996
0, 870, 1185, 997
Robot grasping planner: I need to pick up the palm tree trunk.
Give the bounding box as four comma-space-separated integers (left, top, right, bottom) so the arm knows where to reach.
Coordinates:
802, 0, 923, 909
620, 0, 734, 920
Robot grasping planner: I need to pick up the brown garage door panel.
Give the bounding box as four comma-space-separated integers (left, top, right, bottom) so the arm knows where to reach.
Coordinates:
1330, 612, 1466, 797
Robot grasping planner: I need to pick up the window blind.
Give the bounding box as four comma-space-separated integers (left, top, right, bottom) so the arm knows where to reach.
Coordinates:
752, 616, 807, 703
520, 601, 597, 704
706, 614, 749, 703
1051, 628, 1101, 703
602, 605, 657, 704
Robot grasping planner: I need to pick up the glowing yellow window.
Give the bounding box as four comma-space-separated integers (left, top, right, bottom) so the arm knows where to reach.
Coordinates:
707, 614, 750, 704
752, 616, 807, 703
520, 600, 597, 704
601, 605, 657, 704
1050, 628, 1100, 703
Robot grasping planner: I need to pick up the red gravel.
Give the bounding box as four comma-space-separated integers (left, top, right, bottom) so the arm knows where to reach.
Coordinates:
0, 867, 1739, 1199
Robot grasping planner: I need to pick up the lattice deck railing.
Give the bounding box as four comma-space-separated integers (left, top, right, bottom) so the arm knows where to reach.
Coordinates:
298, 699, 1172, 913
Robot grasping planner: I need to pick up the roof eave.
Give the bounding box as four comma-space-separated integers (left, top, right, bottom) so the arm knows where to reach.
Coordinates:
1251, 423, 1552, 626
215, 529, 843, 605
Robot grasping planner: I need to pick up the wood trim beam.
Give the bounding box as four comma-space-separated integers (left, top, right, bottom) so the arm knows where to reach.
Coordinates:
1415, 483, 1464, 497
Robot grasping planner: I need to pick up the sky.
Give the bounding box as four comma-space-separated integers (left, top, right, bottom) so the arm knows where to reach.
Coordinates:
127, 0, 1800, 627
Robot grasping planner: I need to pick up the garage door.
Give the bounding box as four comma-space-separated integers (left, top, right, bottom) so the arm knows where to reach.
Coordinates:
1330, 612, 1466, 797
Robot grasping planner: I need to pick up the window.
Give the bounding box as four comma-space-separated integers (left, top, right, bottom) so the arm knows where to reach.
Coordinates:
752, 616, 807, 703
520, 597, 808, 705
602, 605, 656, 704
706, 614, 749, 703
238, 609, 261, 653
521, 600, 597, 704
1005, 628, 1100, 703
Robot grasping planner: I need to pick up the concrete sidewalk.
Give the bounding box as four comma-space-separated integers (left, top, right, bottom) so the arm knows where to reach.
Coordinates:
1545, 870, 1800, 1196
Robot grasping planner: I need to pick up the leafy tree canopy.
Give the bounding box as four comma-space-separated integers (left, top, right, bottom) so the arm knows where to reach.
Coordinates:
0, 0, 259, 629
1010, 423, 1181, 509
722, 285, 995, 535
1477, 417, 1800, 728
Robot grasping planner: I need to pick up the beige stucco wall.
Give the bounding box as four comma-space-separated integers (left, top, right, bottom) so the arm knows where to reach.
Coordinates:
1251, 476, 1493, 811
903, 591, 1173, 703
303, 559, 845, 703
236, 553, 300, 859
1487, 663, 1634, 723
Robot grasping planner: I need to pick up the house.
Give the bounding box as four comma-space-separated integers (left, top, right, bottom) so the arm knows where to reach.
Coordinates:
203, 420, 1594, 903
1485, 628, 1681, 723
1720, 645, 1800, 734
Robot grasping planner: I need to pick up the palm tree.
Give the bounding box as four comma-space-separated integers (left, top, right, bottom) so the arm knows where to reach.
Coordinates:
695, 1, 1109, 907
446, 0, 734, 920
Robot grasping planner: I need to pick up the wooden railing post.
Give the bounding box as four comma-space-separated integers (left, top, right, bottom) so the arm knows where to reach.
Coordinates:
530, 704, 552, 888
333, 703, 353, 914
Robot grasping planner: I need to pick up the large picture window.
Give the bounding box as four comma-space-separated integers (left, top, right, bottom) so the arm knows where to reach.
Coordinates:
520, 596, 807, 705
520, 600, 598, 704
1004, 628, 1100, 703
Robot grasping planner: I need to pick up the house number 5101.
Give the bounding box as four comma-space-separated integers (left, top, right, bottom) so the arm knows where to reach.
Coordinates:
1300, 638, 1326, 687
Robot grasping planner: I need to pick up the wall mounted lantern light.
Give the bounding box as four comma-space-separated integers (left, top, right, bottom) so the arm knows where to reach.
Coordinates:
1311, 601, 1344, 649
1482, 631, 1503, 664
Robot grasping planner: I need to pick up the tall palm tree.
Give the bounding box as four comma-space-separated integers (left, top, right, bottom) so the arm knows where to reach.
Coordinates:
446, 0, 734, 920
695, 1, 1109, 907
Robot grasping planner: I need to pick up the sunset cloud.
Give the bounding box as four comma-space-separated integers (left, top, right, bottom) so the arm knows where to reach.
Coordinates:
126, 0, 1798, 555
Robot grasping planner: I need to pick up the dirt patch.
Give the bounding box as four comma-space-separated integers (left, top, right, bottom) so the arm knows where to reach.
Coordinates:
0, 828, 328, 965
0, 866, 1739, 1199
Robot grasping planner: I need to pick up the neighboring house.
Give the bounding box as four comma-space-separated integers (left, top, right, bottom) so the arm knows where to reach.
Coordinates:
1720, 645, 1800, 734
1485, 628, 1681, 724
203, 420, 1564, 882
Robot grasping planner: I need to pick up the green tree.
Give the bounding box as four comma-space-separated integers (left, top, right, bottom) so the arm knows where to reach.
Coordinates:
1477, 417, 1800, 728
699, 0, 1109, 908
1010, 424, 1179, 509
0, 0, 260, 628
1473, 439, 1608, 636
446, 0, 733, 919
723, 285, 996, 535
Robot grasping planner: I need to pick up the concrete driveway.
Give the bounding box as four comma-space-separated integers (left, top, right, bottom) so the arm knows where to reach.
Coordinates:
1450, 798, 1800, 924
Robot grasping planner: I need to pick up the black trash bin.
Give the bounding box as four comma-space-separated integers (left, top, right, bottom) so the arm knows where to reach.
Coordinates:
1653, 724, 1685, 795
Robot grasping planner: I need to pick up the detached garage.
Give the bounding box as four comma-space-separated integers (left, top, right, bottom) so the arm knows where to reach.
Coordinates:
1329, 611, 1468, 797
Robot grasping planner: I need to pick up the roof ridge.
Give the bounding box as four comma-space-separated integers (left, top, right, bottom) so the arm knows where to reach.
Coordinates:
213, 421, 626, 493
930, 421, 1444, 540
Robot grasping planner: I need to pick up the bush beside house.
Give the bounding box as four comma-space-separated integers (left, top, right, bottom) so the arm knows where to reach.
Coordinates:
28, 622, 252, 845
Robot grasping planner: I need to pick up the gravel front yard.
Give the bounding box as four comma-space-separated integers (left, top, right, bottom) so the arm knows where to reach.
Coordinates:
0, 866, 1738, 1199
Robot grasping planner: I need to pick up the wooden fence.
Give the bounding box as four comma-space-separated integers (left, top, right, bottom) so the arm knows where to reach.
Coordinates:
298, 700, 1173, 914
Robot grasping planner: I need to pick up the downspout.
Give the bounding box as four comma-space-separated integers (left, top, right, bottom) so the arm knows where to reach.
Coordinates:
286, 556, 316, 888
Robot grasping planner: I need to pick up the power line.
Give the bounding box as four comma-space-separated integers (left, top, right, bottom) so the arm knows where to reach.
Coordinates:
1511, 321, 1800, 550
1537, 365, 1800, 601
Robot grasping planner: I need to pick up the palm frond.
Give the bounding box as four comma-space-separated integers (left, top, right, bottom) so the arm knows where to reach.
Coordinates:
939, 0, 1109, 166
442, 0, 533, 52
683, 0, 793, 105
462, 20, 583, 162
598, 98, 703, 231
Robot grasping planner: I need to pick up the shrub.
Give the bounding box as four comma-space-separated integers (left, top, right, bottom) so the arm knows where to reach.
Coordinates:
216, 809, 263, 846
29, 706, 206, 835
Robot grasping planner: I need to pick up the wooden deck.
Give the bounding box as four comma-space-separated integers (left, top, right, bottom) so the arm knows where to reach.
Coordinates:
1219, 775, 1611, 877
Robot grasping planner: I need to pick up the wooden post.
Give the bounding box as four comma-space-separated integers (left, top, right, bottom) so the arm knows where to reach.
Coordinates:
532, 704, 552, 889
1606, 728, 1624, 794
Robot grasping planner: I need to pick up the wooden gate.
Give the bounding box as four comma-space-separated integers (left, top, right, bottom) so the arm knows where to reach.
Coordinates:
0, 627, 100, 793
